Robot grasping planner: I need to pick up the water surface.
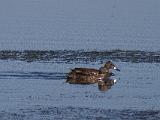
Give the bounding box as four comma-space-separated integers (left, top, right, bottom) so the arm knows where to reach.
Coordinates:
0, 50, 160, 119
0, 0, 160, 119
0, 0, 160, 51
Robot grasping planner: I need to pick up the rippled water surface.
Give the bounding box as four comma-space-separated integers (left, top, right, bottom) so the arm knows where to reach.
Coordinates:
0, 50, 160, 119
0, 0, 160, 119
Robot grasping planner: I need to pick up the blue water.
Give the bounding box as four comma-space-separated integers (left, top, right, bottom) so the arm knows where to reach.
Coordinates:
0, 0, 160, 51
0, 0, 160, 119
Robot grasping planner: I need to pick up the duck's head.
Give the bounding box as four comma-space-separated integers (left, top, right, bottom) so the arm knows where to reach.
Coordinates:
104, 61, 120, 71
99, 67, 109, 73
99, 67, 112, 73
99, 67, 115, 76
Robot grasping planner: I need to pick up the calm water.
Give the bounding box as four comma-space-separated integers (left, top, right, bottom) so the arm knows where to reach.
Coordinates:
0, 0, 160, 119
0, 0, 160, 51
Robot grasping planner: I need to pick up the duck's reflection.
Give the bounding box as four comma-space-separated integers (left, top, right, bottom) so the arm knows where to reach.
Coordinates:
98, 78, 117, 92
66, 77, 117, 92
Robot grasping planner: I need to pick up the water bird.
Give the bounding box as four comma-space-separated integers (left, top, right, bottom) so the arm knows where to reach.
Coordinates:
66, 61, 120, 84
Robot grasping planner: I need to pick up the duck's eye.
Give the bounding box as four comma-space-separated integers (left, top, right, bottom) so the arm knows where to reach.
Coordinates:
110, 63, 113, 66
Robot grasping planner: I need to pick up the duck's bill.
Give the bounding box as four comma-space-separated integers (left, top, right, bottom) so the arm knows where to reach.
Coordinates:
113, 67, 120, 71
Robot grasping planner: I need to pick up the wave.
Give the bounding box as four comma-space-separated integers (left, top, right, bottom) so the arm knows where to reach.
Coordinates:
0, 106, 160, 120
0, 71, 66, 80
0, 50, 160, 63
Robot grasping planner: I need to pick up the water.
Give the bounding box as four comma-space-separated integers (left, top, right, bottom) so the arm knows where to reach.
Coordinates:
0, 51, 160, 119
0, 0, 160, 119
0, 0, 160, 51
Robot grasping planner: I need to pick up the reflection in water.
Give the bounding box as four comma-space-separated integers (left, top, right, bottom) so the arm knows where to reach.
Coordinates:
98, 78, 117, 92
0, 71, 117, 92
66, 77, 117, 92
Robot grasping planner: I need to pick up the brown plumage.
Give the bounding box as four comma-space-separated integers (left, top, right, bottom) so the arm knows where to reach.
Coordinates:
66, 71, 111, 84
66, 61, 119, 84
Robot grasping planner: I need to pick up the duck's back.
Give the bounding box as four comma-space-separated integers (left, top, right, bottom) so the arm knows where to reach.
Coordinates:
71, 68, 99, 75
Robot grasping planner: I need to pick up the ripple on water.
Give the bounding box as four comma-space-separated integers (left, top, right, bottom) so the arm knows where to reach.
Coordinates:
0, 50, 160, 63
0, 106, 160, 120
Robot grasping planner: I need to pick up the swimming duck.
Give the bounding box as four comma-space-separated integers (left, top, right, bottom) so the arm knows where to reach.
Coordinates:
66, 67, 114, 84
66, 61, 120, 84
68, 61, 119, 76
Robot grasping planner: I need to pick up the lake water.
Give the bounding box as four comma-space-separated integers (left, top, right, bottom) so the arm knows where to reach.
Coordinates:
0, 0, 160, 119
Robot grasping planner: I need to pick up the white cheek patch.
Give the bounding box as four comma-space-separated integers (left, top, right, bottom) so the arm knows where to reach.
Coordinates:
113, 66, 117, 70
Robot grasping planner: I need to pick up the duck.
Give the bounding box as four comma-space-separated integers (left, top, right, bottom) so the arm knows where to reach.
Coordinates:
66, 61, 120, 84
66, 67, 114, 84
70, 61, 120, 75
